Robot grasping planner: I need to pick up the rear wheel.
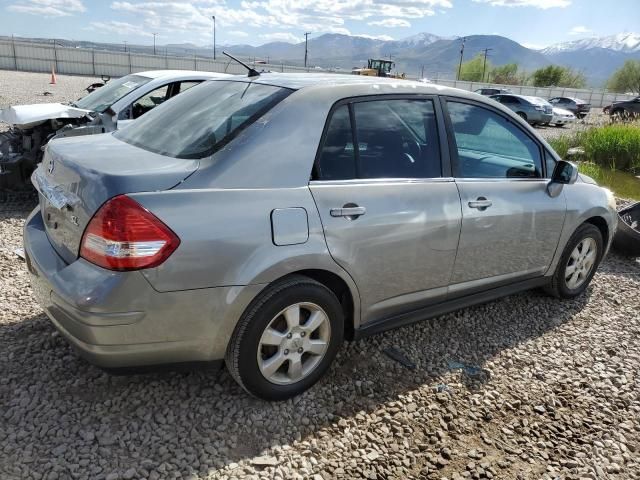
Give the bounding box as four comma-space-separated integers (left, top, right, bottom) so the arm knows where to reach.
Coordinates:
225, 275, 344, 400
545, 224, 603, 299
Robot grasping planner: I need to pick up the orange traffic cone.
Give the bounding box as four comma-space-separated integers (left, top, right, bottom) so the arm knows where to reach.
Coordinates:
49, 66, 57, 85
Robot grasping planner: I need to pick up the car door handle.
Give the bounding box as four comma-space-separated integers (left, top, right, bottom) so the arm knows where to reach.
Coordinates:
330, 206, 366, 218
468, 198, 492, 210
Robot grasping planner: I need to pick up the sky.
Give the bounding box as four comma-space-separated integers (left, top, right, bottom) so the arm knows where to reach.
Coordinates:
0, 0, 638, 49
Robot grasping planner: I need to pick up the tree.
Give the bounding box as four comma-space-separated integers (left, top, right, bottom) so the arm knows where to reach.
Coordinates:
459, 54, 491, 82
607, 60, 640, 94
489, 63, 521, 85
531, 65, 586, 88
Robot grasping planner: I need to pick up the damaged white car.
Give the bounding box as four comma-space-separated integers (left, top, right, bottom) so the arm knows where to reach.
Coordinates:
0, 70, 229, 192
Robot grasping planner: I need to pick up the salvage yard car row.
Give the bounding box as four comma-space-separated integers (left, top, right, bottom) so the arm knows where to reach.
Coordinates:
6, 68, 620, 401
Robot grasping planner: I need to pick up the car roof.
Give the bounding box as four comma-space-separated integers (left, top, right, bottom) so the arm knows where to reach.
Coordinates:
206, 72, 474, 97
135, 70, 230, 80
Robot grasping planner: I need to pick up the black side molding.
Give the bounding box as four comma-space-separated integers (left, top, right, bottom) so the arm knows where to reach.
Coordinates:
354, 277, 549, 340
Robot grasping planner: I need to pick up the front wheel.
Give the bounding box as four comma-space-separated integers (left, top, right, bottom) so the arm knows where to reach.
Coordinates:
225, 275, 344, 400
545, 224, 603, 299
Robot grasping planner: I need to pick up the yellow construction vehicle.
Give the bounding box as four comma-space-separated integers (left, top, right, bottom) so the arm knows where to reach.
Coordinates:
352, 59, 406, 79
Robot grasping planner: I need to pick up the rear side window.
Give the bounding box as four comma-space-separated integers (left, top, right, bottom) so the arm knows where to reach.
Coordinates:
115, 81, 291, 159
315, 98, 441, 180
447, 101, 542, 179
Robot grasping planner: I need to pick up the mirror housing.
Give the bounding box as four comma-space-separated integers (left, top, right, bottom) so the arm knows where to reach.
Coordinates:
547, 160, 578, 197
552, 160, 579, 184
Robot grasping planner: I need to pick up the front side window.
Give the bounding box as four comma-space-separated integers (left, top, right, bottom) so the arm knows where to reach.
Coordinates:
130, 84, 170, 119
115, 81, 292, 159
315, 98, 441, 180
73, 74, 151, 113
447, 101, 542, 179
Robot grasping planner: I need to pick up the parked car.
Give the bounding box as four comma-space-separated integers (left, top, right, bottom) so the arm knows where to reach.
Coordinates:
490, 94, 553, 125
603, 96, 640, 118
24, 74, 617, 400
474, 87, 512, 96
551, 107, 576, 127
549, 97, 591, 118
0, 70, 229, 192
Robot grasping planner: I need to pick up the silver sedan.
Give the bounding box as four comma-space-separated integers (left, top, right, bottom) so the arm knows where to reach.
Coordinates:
24, 74, 617, 400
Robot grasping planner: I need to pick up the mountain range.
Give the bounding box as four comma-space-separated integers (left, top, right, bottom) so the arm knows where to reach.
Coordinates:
5, 32, 639, 87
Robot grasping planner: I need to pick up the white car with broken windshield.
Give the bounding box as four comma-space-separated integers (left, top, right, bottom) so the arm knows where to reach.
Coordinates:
0, 70, 229, 192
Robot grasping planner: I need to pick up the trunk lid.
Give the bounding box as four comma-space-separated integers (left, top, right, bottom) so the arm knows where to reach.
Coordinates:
33, 133, 198, 264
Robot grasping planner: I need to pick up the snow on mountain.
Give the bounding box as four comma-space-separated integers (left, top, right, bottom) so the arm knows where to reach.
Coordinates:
397, 32, 446, 47
542, 33, 640, 54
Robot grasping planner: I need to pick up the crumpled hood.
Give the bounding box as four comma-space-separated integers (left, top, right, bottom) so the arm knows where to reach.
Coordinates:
552, 107, 574, 116
0, 103, 92, 128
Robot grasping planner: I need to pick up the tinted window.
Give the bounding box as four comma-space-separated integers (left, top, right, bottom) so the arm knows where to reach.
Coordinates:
315, 105, 356, 180
316, 99, 441, 180
447, 101, 542, 178
115, 81, 291, 159
501, 96, 519, 105
353, 99, 440, 178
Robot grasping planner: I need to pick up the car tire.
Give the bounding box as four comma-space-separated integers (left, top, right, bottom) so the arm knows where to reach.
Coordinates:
545, 223, 603, 299
225, 275, 344, 400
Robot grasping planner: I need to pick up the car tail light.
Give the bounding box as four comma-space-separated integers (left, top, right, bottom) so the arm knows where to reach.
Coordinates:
80, 195, 180, 271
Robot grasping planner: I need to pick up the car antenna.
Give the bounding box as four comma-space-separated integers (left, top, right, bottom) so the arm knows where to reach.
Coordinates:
222, 51, 260, 77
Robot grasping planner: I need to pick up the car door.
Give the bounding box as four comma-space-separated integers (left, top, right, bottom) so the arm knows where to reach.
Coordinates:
443, 98, 566, 295
309, 96, 462, 325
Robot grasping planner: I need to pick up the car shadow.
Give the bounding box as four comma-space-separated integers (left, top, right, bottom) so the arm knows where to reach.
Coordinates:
0, 274, 599, 479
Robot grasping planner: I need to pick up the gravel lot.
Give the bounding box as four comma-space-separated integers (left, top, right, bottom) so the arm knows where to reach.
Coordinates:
1, 71, 640, 480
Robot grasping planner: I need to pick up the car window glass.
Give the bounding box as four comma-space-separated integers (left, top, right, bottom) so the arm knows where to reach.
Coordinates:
502, 96, 518, 105
447, 101, 542, 179
353, 99, 441, 179
315, 105, 357, 180
178, 81, 201, 93
131, 84, 170, 119
115, 81, 291, 159
544, 149, 557, 178
73, 74, 151, 113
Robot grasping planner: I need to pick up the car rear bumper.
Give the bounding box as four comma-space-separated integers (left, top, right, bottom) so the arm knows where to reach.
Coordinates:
23, 207, 264, 369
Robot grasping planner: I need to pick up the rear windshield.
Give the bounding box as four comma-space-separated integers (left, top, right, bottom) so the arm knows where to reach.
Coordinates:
73, 74, 151, 112
114, 80, 292, 159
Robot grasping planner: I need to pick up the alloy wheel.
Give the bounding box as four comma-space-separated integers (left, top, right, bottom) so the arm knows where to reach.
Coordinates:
565, 237, 598, 289
257, 302, 331, 385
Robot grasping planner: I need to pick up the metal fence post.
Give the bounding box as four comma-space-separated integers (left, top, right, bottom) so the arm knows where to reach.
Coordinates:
11, 36, 17, 70
92, 49, 96, 76
53, 41, 58, 73
128, 51, 132, 73
194, 54, 197, 71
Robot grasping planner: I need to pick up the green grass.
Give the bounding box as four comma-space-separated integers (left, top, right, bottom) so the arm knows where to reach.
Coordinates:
577, 163, 640, 200
547, 123, 640, 200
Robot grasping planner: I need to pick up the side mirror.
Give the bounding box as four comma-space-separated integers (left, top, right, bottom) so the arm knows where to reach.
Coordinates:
547, 160, 578, 197
552, 160, 578, 184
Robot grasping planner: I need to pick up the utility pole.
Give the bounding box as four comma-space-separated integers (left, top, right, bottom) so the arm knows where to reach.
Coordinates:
212, 16, 216, 60
304, 32, 311, 68
457, 37, 466, 81
482, 48, 493, 82
152, 33, 157, 55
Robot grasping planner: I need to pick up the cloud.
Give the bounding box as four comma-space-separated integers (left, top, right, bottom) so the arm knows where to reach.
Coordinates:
259, 32, 302, 43
357, 33, 395, 41
89, 20, 154, 37
569, 25, 593, 35
108, 0, 451, 42
472, 0, 570, 8
228, 30, 249, 38
368, 18, 411, 28
7, 0, 85, 17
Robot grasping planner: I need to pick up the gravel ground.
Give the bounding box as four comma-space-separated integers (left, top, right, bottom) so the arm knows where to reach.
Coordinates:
1, 71, 640, 480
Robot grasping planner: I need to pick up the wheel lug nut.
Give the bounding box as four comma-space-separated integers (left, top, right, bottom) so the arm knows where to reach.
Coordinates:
284, 349, 289, 355
287, 333, 292, 339
298, 347, 303, 353
300, 332, 306, 337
